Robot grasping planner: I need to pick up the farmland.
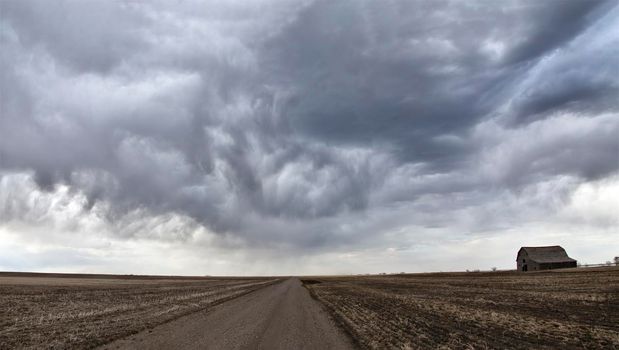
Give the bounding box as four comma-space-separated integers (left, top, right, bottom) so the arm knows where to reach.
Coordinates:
2, 269, 617, 350
303, 268, 619, 349
0, 272, 280, 349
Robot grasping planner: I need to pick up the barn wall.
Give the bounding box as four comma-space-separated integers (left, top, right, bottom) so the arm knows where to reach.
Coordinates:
516, 252, 537, 272
538, 261, 577, 270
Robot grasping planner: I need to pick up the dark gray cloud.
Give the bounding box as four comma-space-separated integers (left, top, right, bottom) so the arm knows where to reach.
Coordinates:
502, 0, 608, 64
0, 0, 618, 272
1, 0, 149, 73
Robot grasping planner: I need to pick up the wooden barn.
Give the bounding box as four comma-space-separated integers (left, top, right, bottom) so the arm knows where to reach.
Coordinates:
517, 246, 577, 272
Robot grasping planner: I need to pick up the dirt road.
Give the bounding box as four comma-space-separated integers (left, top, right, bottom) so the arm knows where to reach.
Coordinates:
101, 278, 355, 350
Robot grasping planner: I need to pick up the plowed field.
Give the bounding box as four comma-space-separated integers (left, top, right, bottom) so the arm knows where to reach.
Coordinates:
303, 268, 619, 349
0, 273, 280, 349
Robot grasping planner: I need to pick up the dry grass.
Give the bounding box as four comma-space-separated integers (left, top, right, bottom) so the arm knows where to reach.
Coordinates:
303, 268, 619, 350
0, 272, 281, 349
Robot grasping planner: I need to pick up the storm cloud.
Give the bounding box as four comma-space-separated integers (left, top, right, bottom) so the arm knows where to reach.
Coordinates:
1, 0, 618, 274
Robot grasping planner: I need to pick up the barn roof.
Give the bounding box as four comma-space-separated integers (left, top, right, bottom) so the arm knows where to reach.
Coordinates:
517, 246, 576, 263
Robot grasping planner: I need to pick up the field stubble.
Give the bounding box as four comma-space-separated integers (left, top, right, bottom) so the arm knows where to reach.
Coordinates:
303, 268, 619, 350
0, 273, 280, 349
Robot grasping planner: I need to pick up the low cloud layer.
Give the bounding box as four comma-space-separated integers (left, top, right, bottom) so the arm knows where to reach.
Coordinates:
1, 0, 618, 274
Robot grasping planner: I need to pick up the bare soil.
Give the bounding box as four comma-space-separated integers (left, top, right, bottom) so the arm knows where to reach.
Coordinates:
0, 272, 280, 349
303, 267, 619, 350
4, 268, 617, 349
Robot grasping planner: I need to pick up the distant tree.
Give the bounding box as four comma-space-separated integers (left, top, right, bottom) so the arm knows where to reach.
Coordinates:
491, 267, 497, 272
614, 257, 619, 266
606, 261, 612, 266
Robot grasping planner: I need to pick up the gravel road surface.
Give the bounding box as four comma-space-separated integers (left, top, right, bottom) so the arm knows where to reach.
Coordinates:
100, 278, 355, 350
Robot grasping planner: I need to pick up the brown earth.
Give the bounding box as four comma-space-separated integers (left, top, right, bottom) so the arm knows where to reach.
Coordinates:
4, 268, 617, 349
303, 267, 619, 350
0, 273, 281, 349
100, 277, 355, 350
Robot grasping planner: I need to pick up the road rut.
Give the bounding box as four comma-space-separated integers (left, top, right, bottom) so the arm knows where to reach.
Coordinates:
100, 278, 355, 350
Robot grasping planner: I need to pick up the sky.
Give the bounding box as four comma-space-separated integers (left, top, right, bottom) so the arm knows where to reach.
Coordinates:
0, 0, 618, 276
